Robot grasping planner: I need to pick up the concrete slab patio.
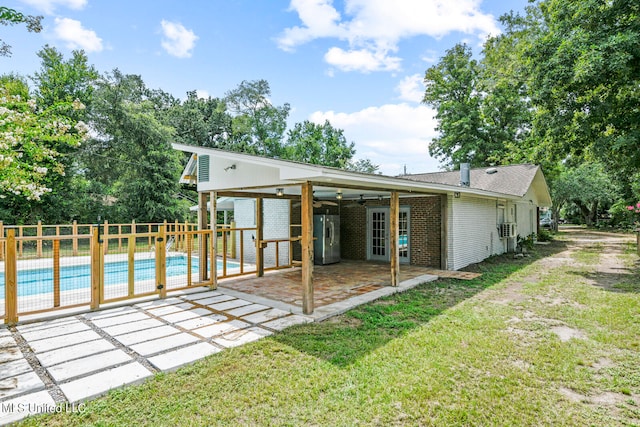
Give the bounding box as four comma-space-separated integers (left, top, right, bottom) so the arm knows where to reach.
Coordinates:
0, 265, 440, 425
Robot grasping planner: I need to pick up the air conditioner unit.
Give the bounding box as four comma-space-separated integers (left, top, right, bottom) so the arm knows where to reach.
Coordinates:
499, 223, 516, 238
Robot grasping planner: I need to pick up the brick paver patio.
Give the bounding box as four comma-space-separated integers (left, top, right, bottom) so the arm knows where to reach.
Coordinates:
219, 260, 446, 307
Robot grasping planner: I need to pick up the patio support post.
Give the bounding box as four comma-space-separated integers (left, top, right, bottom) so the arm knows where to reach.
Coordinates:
301, 181, 314, 314
90, 226, 101, 310
211, 191, 218, 289
0, 220, 4, 261
390, 191, 400, 287
256, 197, 264, 277
5, 229, 17, 324
198, 192, 208, 282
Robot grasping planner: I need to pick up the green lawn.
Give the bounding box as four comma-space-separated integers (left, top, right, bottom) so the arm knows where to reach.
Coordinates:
19, 232, 640, 426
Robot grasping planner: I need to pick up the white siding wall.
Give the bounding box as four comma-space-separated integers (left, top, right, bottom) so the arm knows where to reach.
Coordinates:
448, 195, 505, 270
513, 201, 536, 239
233, 198, 289, 267
234, 199, 256, 263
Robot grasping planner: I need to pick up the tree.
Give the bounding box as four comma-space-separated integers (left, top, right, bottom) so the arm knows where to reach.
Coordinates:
32, 46, 99, 118
224, 79, 290, 157
346, 158, 380, 174
26, 46, 101, 223
0, 76, 89, 222
0, 6, 42, 57
551, 163, 618, 226
284, 120, 355, 168
423, 44, 488, 168
421, 1, 639, 220
87, 70, 185, 222
168, 90, 233, 148
519, 0, 640, 196
480, 19, 533, 166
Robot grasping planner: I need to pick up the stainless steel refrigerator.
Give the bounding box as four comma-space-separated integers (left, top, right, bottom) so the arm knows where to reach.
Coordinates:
313, 214, 340, 265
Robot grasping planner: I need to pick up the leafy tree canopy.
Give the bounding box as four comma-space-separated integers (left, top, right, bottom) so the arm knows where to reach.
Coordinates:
284, 120, 355, 168
422, 0, 640, 224
86, 70, 185, 222
224, 79, 290, 157
0, 6, 42, 57
551, 162, 618, 225
168, 90, 232, 149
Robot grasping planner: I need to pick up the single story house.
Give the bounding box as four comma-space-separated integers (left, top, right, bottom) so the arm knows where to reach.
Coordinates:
174, 143, 552, 314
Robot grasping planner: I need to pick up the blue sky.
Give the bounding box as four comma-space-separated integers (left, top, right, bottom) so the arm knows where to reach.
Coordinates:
1, 0, 529, 175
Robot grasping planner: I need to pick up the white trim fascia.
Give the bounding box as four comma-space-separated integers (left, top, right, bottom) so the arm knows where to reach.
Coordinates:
173, 143, 537, 202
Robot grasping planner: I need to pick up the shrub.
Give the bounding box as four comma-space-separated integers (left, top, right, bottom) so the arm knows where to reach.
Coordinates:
537, 229, 553, 242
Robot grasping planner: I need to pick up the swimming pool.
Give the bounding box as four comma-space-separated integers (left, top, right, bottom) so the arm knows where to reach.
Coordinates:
0, 256, 239, 298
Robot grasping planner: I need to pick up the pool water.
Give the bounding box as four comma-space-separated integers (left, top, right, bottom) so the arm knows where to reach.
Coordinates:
0, 256, 238, 298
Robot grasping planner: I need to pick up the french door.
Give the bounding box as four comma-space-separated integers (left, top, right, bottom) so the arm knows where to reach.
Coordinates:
367, 207, 410, 263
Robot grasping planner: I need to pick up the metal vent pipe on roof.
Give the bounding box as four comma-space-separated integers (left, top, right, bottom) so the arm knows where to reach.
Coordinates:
460, 163, 470, 187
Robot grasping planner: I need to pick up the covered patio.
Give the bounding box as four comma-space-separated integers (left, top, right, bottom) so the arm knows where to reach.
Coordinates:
174, 144, 496, 315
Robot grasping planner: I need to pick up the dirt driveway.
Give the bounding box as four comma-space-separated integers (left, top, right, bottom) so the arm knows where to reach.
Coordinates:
483, 226, 637, 301
478, 226, 640, 423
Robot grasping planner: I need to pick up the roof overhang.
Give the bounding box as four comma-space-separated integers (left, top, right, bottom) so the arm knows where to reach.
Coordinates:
530, 167, 553, 207
173, 143, 538, 202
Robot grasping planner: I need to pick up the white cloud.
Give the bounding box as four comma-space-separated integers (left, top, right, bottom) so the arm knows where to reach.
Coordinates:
310, 103, 441, 175
195, 89, 210, 99
160, 20, 198, 58
20, 0, 86, 14
396, 74, 425, 103
324, 47, 401, 73
278, 0, 346, 51
278, 0, 500, 73
420, 50, 438, 64
53, 17, 103, 52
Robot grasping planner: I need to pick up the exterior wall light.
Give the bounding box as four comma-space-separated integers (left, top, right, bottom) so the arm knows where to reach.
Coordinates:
336, 191, 343, 200
276, 188, 284, 197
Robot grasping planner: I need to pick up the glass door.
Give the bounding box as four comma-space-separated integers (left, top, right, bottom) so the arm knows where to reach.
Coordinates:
367, 207, 410, 263
399, 208, 410, 264
368, 208, 388, 261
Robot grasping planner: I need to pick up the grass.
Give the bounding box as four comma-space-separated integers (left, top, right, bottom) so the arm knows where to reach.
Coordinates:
17, 232, 640, 426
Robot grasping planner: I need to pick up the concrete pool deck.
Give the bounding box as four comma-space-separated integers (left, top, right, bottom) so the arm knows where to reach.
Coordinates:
0, 272, 439, 425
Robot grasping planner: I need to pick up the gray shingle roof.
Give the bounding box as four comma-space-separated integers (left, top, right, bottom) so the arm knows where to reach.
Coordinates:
401, 164, 541, 197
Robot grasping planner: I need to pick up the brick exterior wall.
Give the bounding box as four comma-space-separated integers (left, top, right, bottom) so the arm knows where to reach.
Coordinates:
405, 196, 441, 267
288, 196, 441, 268
339, 203, 367, 261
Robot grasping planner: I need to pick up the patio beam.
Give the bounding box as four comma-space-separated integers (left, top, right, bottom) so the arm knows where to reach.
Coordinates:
216, 191, 300, 200
301, 181, 314, 314
390, 191, 400, 287
256, 196, 264, 277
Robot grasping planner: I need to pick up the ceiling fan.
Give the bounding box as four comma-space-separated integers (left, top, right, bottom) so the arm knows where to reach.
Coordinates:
292, 198, 339, 208
344, 195, 368, 208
